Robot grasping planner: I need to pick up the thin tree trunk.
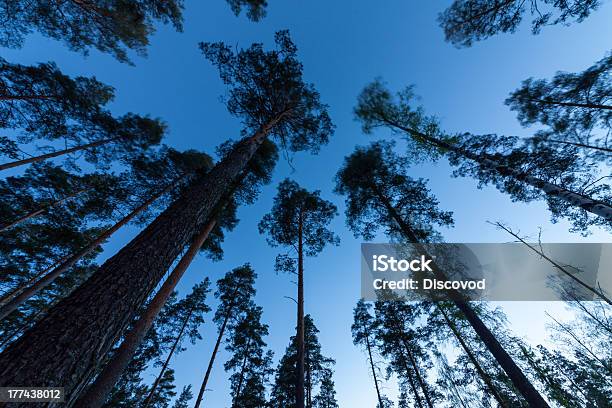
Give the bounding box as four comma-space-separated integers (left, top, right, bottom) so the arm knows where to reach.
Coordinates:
0, 179, 181, 321
547, 139, 612, 153
75, 218, 218, 408
0, 118, 281, 405
0, 188, 90, 232
194, 312, 231, 408
399, 348, 424, 408
530, 99, 612, 111
364, 327, 385, 408
296, 211, 305, 408
393, 317, 434, 408
383, 118, 612, 221
437, 304, 509, 408
0, 136, 122, 171
494, 222, 612, 305
375, 189, 550, 408
306, 347, 311, 408
142, 306, 197, 408
234, 338, 252, 400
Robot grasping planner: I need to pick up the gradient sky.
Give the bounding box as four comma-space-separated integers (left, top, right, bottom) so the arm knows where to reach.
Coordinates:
3, 0, 612, 406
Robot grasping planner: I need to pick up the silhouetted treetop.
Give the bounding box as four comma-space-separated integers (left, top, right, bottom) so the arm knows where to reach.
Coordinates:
0, 0, 185, 63
259, 178, 339, 257
226, 0, 268, 21
506, 52, 611, 147
438, 0, 601, 47
200, 30, 334, 153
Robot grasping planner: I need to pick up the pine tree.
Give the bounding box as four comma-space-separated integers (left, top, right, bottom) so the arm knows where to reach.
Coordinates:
354, 79, 612, 233
259, 179, 339, 408
0, 0, 184, 63
224, 305, 273, 408
312, 369, 338, 408
506, 52, 612, 159
351, 299, 387, 408
172, 385, 193, 408
0, 32, 332, 401
226, 0, 268, 21
193, 264, 258, 408
269, 315, 335, 408
335, 141, 550, 407
438, 0, 601, 47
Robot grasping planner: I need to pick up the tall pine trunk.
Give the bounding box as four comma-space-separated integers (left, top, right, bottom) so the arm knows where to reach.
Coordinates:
399, 348, 424, 408
0, 136, 123, 171
0, 256, 67, 306
375, 189, 550, 408
0, 179, 180, 321
234, 338, 252, 400
296, 211, 306, 408
437, 304, 508, 408
383, 118, 612, 221
74, 218, 217, 408
194, 311, 231, 408
0, 188, 90, 232
0, 119, 277, 403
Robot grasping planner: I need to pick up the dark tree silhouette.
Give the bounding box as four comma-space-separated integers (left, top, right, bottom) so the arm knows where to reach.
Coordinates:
507, 52, 612, 159
355, 79, 612, 233
335, 141, 550, 407
224, 305, 273, 408
226, 0, 268, 21
171, 385, 193, 408
312, 368, 339, 408
259, 179, 339, 408
351, 299, 388, 408
193, 264, 258, 408
269, 315, 336, 408
438, 0, 601, 47
0, 31, 332, 403
0, 0, 184, 63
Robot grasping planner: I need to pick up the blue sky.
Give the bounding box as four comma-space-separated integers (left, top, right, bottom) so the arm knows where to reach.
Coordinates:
3, 0, 612, 406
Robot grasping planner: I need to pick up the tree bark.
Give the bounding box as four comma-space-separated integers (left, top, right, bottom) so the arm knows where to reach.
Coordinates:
375, 189, 550, 408
0, 119, 279, 405
0, 136, 122, 171
438, 304, 509, 408
296, 211, 306, 408
74, 218, 217, 408
0, 179, 180, 321
194, 312, 231, 408
383, 118, 612, 222
0, 188, 90, 232
141, 306, 197, 408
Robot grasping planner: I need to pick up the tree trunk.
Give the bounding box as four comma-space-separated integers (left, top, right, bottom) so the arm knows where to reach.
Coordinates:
364, 327, 385, 408
547, 139, 612, 154
437, 304, 509, 408
495, 222, 612, 305
0, 188, 90, 232
0, 179, 180, 321
399, 348, 424, 408
0, 136, 122, 171
141, 306, 197, 408
74, 218, 218, 408
306, 347, 311, 408
375, 189, 550, 408
383, 118, 612, 221
296, 211, 306, 408
0, 119, 279, 405
531, 99, 612, 111
234, 338, 252, 400
194, 312, 231, 408
0, 256, 67, 306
